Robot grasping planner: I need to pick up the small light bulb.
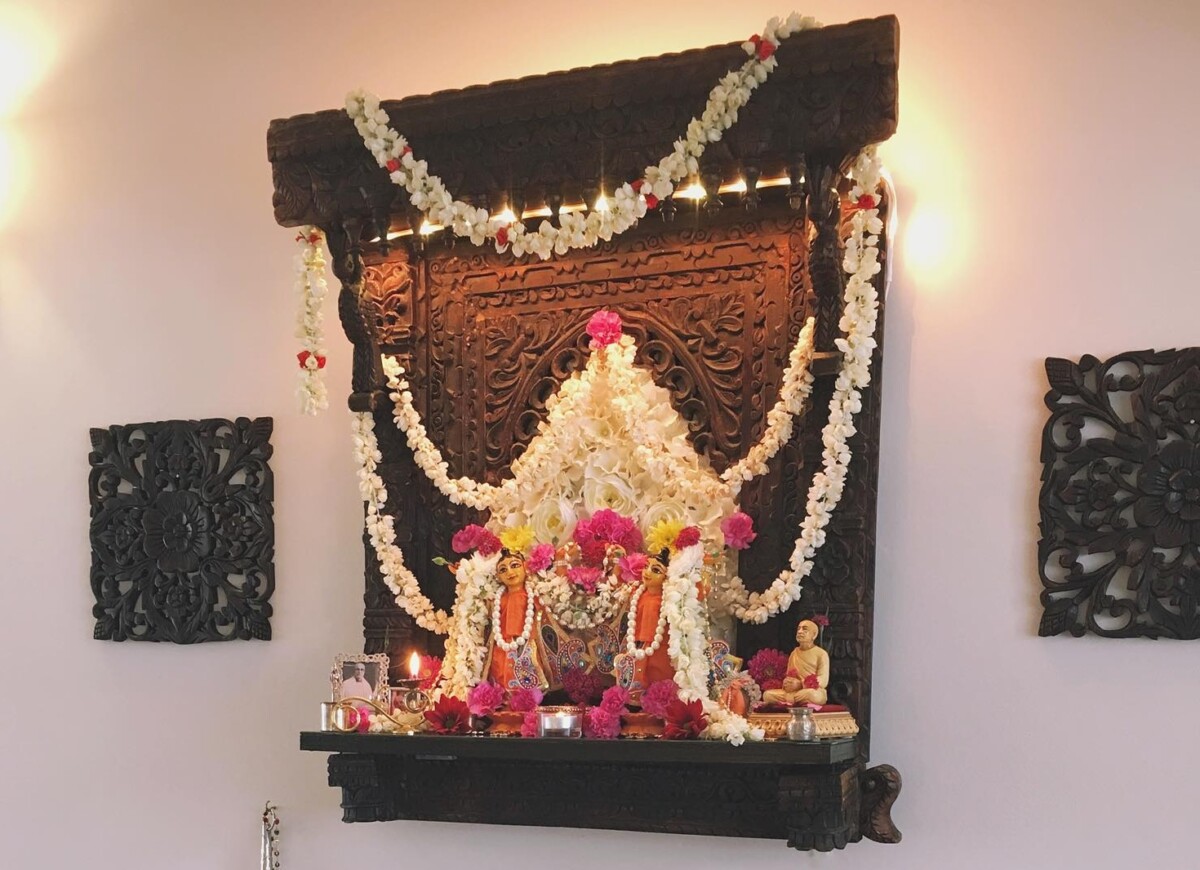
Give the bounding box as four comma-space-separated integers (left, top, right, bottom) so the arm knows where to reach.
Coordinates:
492, 208, 516, 224
593, 193, 610, 212
677, 182, 707, 200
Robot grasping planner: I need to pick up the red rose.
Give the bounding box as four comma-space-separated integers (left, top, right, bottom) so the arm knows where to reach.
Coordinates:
674, 526, 701, 549
495, 225, 509, 247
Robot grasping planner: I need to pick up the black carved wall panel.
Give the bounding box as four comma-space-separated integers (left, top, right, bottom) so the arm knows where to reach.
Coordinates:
89, 417, 275, 643
1039, 349, 1200, 638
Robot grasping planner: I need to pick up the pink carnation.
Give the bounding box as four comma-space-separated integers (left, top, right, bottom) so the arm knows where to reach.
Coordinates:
467, 681, 505, 717
640, 679, 679, 719
618, 552, 648, 584
562, 667, 606, 706
526, 543, 555, 574
520, 711, 540, 738
586, 309, 623, 348
674, 525, 701, 549
567, 566, 602, 594
721, 511, 757, 550
508, 686, 544, 713
579, 539, 608, 567
599, 685, 631, 715
584, 706, 622, 739
451, 523, 501, 556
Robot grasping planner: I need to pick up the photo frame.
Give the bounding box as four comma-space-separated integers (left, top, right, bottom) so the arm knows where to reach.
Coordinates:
331, 653, 389, 703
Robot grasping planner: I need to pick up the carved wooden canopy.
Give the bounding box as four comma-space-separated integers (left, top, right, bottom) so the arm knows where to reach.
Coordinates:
267, 16, 898, 757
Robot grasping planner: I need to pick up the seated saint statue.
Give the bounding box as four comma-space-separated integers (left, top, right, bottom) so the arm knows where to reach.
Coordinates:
484, 549, 550, 692
762, 619, 830, 707
631, 550, 675, 689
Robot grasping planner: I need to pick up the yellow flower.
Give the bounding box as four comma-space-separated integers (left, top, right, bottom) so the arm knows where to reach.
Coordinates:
645, 518, 686, 556
499, 524, 536, 555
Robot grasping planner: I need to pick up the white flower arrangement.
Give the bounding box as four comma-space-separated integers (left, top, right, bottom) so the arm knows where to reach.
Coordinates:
436, 551, 500, 699
295, 227, 329, 415
531, 566, 633, 631
344, 13, 821, 260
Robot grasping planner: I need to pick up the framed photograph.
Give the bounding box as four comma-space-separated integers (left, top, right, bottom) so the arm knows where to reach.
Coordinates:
331, 653, 389, 704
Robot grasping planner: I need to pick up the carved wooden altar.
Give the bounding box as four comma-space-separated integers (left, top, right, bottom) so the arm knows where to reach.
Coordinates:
268, 14, 901, 853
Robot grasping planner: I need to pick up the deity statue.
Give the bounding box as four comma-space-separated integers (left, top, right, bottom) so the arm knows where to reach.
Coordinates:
761, 620, 829, 707
484, 549, 550, 692
630, 550, 675, 689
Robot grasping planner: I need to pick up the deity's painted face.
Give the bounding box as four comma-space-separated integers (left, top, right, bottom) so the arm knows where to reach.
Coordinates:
497, 553, 527, 589
641, 558, 668, 590
795, 620, 818, 647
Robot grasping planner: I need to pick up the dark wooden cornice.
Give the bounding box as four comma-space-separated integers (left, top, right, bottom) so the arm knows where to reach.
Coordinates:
266, 15, 898, 233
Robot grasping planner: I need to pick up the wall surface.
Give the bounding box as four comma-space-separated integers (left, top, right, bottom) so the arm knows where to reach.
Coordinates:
2, 0, 1198, 867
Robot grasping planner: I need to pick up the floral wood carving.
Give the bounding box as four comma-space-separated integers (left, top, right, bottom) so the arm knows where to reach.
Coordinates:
89, 417, 275, 643
1039, 349, 1200, 638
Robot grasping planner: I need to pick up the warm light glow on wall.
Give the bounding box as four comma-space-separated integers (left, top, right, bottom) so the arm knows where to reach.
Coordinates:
879, 88, 972, 293
0, 6, 58, 231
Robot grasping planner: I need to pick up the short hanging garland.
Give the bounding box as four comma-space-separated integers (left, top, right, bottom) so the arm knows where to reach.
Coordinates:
294, 226, 329, 415
344, 12, 822, 259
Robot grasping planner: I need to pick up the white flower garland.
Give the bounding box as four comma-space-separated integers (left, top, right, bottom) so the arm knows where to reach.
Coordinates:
352, 411, 452, 634
530, 568, 633, 631
726, 147, 884, 624
437, 552, 499, 699
295, 227, 329, 415
720, 316, 816, 496
345, 13, 821, 260
661, 544, 762, 744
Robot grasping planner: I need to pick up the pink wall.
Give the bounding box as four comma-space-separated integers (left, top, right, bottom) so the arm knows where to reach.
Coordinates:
2, 1, 1198, 867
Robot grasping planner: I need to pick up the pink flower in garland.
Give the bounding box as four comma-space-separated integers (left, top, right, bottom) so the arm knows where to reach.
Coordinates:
451, 523, 501, 556
618, 552, 648, 584
526, 542, 555, 574
586, 309, 623, 348
467, 681, 505, 717
721, 512, 757, 550
640, 679, 679, 719
599, 685, 631, 715
508, 686, 544, 713
584, 706, 622, 739
748, 648, 789, 692
567, 566, 602, 594
674, 525, 701, 549
520, 711, 539, 738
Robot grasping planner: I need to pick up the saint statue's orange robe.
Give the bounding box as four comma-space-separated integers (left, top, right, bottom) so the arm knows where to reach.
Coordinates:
632, 589, 675, 687
487, 587, 548, 690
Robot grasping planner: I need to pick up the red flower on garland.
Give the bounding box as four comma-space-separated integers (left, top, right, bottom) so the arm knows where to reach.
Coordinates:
645, 193, 659, 209
386, 158, 400, 173
297, 350, 326, 370
495, 225, 510, 247
748, 34, 776, 60
424, 696, 471, 734
631, 179, 644, 193
662, 698, 708, 739
674, 526, 701, 549
856, 193, 876, 210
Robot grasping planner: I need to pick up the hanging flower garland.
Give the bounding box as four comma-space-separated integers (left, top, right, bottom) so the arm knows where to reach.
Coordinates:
351, 412, 452, 634
725, 147, 884, 624
344, 12, 821, 260
295, 227, 329, 415
436, 552, 500, 698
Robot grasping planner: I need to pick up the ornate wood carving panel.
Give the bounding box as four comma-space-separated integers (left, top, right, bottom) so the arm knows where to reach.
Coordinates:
1040, 348, 1200, 638
88, 417, 275, 643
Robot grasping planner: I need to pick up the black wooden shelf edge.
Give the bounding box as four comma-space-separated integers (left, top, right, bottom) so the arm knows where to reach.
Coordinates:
299, 730, 858, 765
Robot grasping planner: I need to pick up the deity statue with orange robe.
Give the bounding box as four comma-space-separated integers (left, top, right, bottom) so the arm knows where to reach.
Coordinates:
630, 550, 675, 689
484, 550, 550, 692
